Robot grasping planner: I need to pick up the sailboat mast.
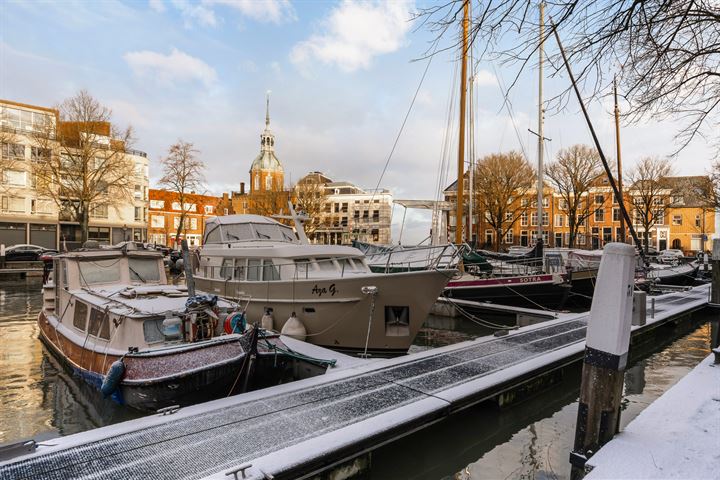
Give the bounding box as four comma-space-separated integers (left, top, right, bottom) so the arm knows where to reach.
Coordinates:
614, 76, 626, 243
455, 0, 469, 245
536, 1, 545, 246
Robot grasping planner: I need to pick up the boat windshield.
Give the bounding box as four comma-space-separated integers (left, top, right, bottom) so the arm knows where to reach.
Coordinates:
129, 257, 161, 283
220, 223, 297, 243
78, 258, 122, 285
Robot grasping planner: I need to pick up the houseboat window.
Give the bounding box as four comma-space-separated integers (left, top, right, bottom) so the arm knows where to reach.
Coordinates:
279, 227, 296, 242
129, 257, 160, 283
337, 257, 354, 273
88, 308, 110, 339
219, 259, 233, 279
263, 259, 280, 281
223, 224, 253, 242
73, 301, 88, 331
205, 226, 221, 244
247, 259, 262, 281
143, 318, 165, 343
234, 259, 246, 281
78, 259, 121, 285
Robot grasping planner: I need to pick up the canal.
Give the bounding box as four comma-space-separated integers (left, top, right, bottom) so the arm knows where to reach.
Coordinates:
0, 278, 715, 479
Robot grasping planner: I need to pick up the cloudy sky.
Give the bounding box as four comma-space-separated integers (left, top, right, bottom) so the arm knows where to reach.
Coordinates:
1, 0, 714, 243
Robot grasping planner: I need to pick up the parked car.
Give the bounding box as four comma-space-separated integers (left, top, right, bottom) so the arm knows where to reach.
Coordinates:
4, 244, 57, 262
657, 249, 684, 264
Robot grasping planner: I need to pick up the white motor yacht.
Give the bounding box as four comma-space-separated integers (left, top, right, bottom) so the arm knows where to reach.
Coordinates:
194, 215, 454, 356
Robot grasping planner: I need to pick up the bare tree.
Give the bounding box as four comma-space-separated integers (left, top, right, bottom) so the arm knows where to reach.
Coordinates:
697, 161, 720, 210
158, 141, 206, 247
473, 151, 535, 251
545, 144, 604, 248
294, 173, 329, 239
416, 1, 720, 155
30, 90, 134, 243
626, 156, 676, 253
250, 189, 291, 218
0, 111, 23, 195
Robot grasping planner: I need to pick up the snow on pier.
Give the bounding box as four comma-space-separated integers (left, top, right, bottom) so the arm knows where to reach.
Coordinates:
586, 350, 719, 479
0, 284, 710, 480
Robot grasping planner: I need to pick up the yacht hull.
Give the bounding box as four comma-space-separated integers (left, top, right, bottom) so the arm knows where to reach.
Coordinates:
443, 273, 571, 310
195, 269, 452, 356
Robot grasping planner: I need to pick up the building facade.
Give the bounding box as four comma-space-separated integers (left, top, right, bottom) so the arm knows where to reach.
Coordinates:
444, 174, 715, 254
0, 99, 149, 250
147, 189, 230, 247
296, 171, 393, 245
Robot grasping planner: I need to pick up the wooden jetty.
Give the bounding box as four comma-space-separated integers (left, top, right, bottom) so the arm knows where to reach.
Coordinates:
0, 284, 711, 480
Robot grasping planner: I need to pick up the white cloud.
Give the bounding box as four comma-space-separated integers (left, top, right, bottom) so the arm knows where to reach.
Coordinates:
149, 0, 165, 13
474, 69, 497, 87
203, 0, 296, 24
171, 0, 217, 27
290, 0, 414, 73
123, 48, 217, 86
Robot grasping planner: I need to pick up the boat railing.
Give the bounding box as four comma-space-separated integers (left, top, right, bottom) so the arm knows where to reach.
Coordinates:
369, 244, 462, 273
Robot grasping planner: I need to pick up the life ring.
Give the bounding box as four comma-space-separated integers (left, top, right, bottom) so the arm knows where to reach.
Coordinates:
224, 312, 246, 334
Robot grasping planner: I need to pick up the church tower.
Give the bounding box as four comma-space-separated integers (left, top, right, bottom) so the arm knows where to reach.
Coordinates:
249, 92, 284, 193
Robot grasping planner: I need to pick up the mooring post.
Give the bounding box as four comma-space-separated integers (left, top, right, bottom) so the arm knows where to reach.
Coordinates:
181, 240, 195, 298
711, 238, 720, 307
570, 243, 635, 480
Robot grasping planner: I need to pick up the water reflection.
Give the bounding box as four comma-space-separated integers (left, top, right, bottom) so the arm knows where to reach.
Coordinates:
0, 279, 139, 444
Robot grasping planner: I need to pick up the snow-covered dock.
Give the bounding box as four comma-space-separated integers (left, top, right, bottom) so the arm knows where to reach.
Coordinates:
585, 350, 719, 479
0, 284, 711, 480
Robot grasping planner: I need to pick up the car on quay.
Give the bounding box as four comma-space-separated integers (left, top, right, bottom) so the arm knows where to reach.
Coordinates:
4, 244, 58, 262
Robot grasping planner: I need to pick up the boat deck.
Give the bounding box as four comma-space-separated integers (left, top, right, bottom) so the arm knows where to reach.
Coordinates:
0, 284, 710, 480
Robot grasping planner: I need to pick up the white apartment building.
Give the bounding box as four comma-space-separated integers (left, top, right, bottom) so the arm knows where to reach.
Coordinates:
0, 99, 149, 250
297, 172, 393, 245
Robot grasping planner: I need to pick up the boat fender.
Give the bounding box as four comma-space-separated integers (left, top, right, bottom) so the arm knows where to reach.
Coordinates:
281, 312, 307, 341
224, 311, 247, 334
101, 359, 125, 397
261, 309, 274, 331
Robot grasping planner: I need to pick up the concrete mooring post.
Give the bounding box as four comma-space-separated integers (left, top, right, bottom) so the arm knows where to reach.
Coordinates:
570, 243, 636, 479
711, 238, 720, 307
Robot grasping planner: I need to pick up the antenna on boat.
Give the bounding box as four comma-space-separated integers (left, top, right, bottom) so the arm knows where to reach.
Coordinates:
271, 202, 311, 245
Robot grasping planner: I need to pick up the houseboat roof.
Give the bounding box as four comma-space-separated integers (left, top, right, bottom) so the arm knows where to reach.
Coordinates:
207, 214, 283, 226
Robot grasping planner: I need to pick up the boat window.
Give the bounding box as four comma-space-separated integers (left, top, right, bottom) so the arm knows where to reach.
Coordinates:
73, 301, 88, 331
223, 224, 253, 242
247, 259, 262, 281
253, 224, 278, 240
337, 257, 354, 273
204, 226, 221, 244
219, 259, 233, 279
143, 318, 165, 344
88, 308, 110, 339
279, 226, 296, 242
78, 258, 122, 285
315, 257, 337, 272
294, 258, 311, 278
129, 257, 160, 283
263, 259, 280, 281
234, 259, 246, 281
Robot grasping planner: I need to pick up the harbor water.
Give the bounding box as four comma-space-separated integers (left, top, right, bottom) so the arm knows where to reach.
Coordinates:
0, 278, 715, 480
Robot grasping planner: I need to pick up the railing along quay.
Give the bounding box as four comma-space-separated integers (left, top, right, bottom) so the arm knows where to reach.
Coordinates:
0, 284, 711, 480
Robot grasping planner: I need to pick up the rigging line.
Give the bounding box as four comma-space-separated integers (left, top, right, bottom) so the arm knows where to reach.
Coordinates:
369, 47, 436, 206
491, 63, 530, 160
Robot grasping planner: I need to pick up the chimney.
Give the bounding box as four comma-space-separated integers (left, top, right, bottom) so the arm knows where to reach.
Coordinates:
240, 182, 245, 195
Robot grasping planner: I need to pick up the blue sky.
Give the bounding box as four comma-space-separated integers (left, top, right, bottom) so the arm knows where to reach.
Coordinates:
0, 0, 713, 243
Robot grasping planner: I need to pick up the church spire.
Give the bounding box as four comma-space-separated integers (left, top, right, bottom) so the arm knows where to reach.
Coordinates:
265, 90, 271, 129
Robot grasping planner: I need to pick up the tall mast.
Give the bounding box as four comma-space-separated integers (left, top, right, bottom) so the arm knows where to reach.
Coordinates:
467, 2, 475, 244
455, 0, 469, 245
613, 77, 626, 243
536, 1, 545, 245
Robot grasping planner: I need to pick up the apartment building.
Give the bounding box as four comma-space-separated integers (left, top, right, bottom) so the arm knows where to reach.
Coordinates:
0, 99, 149, 250
295, 171, 393, 245
147, 189, 231, 247
444, 174, 715, 254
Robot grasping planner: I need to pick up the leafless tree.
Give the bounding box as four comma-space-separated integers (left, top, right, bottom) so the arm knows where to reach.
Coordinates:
473, 151, 535, 251
416, 0, 720, 155
0, 111, 23, 195
697, 161, 720, 210
250, 189, 291, 218
294, 173, 330, 239
626, 156, 676, 253
30, 90, 134, 243
158, 141, 206, 247
545, 144, 604, 248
